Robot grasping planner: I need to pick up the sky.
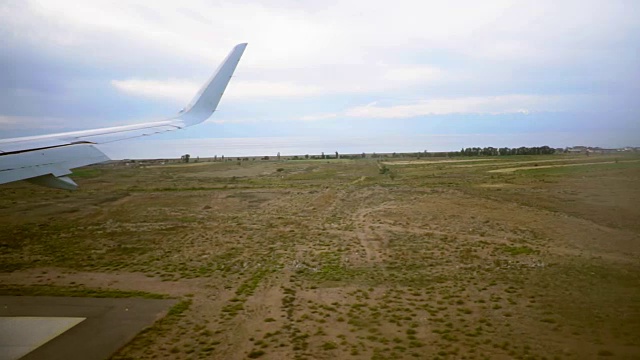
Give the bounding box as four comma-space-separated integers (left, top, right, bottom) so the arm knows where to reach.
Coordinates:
1, 0, 639, 158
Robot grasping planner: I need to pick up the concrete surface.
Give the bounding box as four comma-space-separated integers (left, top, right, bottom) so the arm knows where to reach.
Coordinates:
0, 296, 177, 360
0, 317, 86, 360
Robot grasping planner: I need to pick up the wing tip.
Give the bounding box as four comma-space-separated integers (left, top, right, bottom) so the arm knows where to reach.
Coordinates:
234, 43, 248, 54
176, 43, 247, 126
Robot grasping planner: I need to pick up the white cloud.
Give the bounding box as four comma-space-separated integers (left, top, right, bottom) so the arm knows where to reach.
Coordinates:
111, 79, 197, 103
3, 0, 635, 110
110, 63, 446, 102
300, 113, 338, 121
2, 0, 637, 132
383, 65, 442, 83
337, 95, 580, 119
111, 78, 325, 103
0, 115, 73, 130
7, 0, 349, 68
7, 0, 634, 69
205, 118, 255, 125
227, 81, 324, 99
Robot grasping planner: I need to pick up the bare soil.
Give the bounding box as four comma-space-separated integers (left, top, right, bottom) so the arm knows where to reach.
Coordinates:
382, 159, 498, 165
488, 159, 640, 173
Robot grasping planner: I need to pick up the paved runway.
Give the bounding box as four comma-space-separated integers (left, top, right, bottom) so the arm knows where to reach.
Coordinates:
0, 296, 177, 360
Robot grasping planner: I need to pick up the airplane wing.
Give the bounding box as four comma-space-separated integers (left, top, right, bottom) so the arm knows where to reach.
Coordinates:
0, 43, 247, 190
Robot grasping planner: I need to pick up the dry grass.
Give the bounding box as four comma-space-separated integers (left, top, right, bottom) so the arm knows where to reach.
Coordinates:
1, 153, 639, 359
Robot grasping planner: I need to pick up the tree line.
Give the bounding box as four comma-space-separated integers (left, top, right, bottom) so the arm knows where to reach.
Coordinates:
179, 145, 558, 163
455, 146, 556, 157
290, 146, 557, 160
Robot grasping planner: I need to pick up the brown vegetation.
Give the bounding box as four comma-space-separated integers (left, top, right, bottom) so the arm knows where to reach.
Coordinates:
1, 153, 639, 359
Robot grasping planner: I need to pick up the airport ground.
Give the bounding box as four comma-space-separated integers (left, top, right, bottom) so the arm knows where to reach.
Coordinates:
1, 153, 639, 359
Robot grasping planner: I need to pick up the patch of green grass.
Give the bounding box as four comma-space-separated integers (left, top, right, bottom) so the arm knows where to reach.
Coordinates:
133, 186, 240, 192
167, 299, 192, 317
111, 296, 192, 358
322, 341, 338, 350
0, 284, 167, 299
236, 268, 272, 297
502, 245, 536, 255
71, 168, 103, 178
247, 349, 266, 358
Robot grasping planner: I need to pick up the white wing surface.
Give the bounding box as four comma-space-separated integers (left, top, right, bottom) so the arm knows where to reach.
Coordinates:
0, 43, 247, 190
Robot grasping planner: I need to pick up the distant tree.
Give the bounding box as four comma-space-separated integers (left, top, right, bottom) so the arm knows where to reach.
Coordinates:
305, 154, 309, 159
335, 151, 339, 159
181, 154, 190, 163
540, 145, 554, 154
361, 152, 366, 158
321, 152, 325, 159
277, 152, 281, 161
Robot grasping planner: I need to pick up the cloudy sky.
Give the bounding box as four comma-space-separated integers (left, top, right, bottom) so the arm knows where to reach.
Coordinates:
1, 0, 639, 158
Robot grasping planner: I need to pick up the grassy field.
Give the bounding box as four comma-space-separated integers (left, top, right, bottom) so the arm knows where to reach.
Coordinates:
1, 153, 639, 359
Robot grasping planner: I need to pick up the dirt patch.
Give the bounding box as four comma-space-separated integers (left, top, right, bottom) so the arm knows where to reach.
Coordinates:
383, 158, 498, 165
449, 156, 604, 168
0, 268, 198, 297
477, 183, 519, 188
488, 159, 640, 173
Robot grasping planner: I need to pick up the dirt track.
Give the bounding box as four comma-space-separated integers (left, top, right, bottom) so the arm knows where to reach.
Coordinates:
382, 158, 498, 165
488, 159, 640, 172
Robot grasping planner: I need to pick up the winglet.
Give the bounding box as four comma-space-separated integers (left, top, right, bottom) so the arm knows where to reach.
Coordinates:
177, 43, 247, 126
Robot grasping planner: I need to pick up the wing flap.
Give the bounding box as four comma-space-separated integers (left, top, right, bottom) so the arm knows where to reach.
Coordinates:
27, 175, 79, 191
0, 144, 110, 186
